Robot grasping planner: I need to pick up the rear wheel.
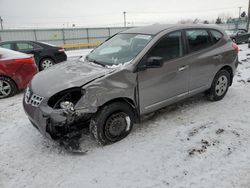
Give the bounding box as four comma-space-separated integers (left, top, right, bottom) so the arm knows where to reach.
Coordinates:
0, 77, 17, 99
90, 102, 135, 145
39, 58, 55, 71
207, 70, 230, 101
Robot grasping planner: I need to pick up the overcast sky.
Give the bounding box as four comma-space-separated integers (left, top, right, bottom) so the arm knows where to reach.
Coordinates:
0, 0, 248, 28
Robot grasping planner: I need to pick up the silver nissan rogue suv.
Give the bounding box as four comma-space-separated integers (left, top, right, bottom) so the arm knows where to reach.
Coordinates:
23, 24, 239, 145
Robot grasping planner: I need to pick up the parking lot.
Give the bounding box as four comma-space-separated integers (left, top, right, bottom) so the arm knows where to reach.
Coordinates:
1, 44, 250, 188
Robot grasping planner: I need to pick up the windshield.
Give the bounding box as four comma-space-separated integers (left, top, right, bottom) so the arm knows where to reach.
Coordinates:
86, 33, 152, 66
225, 30, 237, 35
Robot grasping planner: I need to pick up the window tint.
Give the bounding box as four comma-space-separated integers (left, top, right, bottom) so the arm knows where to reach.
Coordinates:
186, 30, 212, 53
0, 43, 12, 50
238, 30, 246, 34
148, 31, 183, 61
16, 43, 34, 50
210, 30, 223, 43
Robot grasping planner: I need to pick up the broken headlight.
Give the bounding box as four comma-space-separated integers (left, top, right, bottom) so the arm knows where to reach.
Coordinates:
48, 88, 84, 109
60, 101, 75, 112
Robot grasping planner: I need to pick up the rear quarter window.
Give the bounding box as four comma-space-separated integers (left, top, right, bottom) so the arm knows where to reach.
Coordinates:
210, 30, 223, 43
16, 42, 41, 50
185, 29, 212, 53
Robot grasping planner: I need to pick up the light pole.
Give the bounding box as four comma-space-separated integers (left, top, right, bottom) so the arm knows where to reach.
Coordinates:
239, 6, 242, 19
236, 6, 242, 29
247, 0, 250, 31
123, 11, 127, 27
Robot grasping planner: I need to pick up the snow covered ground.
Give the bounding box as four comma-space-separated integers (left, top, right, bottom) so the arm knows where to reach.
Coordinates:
1, 45, 250, 188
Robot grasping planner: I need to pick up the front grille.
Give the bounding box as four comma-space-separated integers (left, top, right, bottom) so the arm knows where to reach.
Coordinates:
25, 87, 44, 107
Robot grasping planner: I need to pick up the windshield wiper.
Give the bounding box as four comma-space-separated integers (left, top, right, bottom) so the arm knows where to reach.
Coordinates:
85, 56, 106, 67
91, 60, 106, 67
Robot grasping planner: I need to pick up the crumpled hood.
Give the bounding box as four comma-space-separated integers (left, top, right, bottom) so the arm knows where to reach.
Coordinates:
30, 60, 114, 97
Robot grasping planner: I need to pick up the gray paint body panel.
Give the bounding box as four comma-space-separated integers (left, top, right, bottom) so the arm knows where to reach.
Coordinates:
23, 24, 238, 137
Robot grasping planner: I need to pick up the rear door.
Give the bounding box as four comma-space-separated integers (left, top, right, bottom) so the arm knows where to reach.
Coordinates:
15, 42, 42, 63
183, 29, 219, 95
138, 31, 190, 114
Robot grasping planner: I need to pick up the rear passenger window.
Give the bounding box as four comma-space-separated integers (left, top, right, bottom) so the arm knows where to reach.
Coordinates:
148, 31, 183, 61
186, 30, 212, 53
210, 30, 223, 43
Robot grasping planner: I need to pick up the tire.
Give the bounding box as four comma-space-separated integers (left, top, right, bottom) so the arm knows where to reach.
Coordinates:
39, 58, 55, 71
90, 102, 135, 145
0, 77, 17, 99
207, 70, 231, 101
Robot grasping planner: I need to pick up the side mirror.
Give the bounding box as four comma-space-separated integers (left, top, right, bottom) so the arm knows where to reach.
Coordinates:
137, 56, 164, 71
146, 56, 164, 68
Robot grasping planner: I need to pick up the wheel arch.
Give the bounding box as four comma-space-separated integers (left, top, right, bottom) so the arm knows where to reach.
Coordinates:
99, 97, 140, 123
39, 56, 55, 64
0, 75, 19, 90
219, 65, 234, 86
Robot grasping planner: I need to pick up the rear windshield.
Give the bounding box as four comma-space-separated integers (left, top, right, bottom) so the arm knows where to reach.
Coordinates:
0, 47, 30, 60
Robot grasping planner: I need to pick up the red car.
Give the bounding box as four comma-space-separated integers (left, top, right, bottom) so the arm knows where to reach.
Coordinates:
0, 47, 38, 98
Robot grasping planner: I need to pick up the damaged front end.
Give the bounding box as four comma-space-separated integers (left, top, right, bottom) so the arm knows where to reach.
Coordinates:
23, 87, 95, 140
42, 88, 93, 139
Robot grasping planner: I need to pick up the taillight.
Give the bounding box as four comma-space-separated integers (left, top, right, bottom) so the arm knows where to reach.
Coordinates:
14, 57, 34, 64
58, 48, 65, 52
232, 43, 239, 53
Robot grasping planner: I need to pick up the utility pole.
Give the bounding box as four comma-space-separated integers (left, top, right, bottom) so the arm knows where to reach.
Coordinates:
123, 11, 127, 27
247, 0, 250, 31
0, 16, 3, 30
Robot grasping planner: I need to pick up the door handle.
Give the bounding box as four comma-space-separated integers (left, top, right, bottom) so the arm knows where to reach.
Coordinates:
178, 65, 189, 71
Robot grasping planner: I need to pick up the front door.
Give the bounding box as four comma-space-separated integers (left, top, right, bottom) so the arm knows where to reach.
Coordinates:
138, 31, 189, 114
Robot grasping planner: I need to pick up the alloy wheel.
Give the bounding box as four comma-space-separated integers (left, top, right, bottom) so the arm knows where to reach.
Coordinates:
0, 80, 11, 98
41, 59, 54, 70
215, 75, 228, 96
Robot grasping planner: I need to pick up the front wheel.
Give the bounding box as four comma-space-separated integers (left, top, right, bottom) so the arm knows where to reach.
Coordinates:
90, 102, 135, 145
207, 70, 230, 101
0, 77, 17, 99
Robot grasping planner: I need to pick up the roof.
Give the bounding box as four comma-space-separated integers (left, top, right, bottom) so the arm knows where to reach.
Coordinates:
122, 24, 224, 35
0, 40, 38, 44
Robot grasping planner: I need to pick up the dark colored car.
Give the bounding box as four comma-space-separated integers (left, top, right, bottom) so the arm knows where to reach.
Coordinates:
0, 41, 67, 71
225, 29, 250, 44
0, 48, 38, 98
23, 24, 239, 146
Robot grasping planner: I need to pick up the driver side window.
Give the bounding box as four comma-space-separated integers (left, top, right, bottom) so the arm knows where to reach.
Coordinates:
148, 31, 183, 62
